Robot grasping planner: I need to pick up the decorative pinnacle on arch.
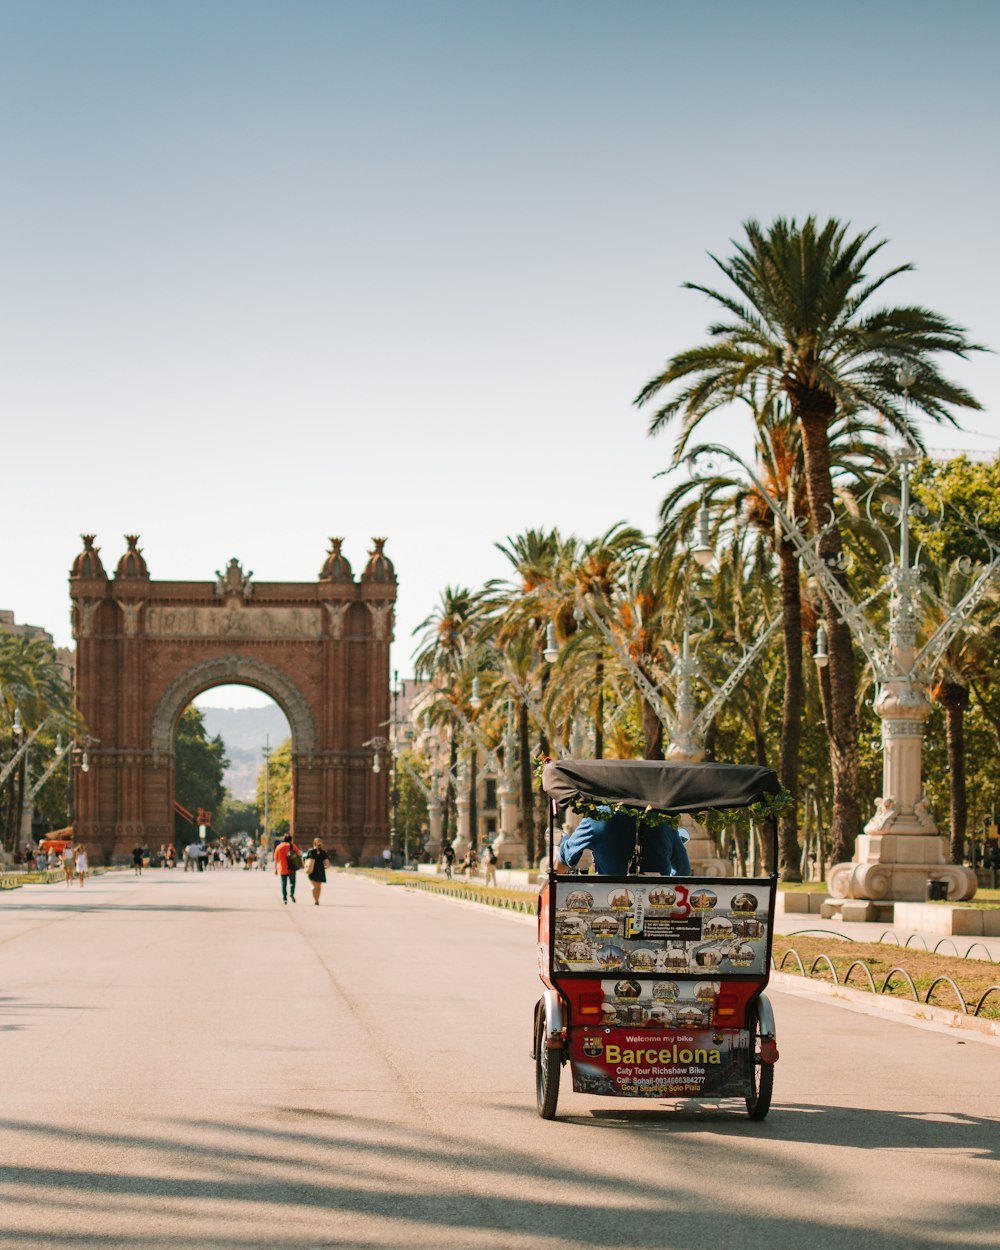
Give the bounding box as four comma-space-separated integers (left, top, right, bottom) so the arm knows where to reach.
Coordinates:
71, 535, 107, 580
319, 537, 353, 582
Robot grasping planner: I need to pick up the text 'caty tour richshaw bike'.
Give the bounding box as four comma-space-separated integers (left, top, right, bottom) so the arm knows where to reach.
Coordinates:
533, 759, 782, 1120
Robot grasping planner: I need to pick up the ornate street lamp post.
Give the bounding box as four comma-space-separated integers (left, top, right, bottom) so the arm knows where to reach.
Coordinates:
694, 441, 998, 905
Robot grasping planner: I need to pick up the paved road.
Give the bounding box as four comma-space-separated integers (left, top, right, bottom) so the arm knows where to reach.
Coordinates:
1, 870, 997, 1249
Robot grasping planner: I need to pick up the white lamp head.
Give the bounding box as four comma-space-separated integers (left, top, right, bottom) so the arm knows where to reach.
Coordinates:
691, 506, 714, 567
813, 621, 829, 669
543, 621, 559, 663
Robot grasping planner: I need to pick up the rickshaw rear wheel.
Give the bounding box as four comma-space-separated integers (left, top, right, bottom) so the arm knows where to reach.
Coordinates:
744, 1003, 773, 1120
534, 1012, 561, 1119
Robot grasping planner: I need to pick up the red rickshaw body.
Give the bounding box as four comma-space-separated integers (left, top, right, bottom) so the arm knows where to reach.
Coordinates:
538, 873, 775, 1099
533, 759, 781, 1118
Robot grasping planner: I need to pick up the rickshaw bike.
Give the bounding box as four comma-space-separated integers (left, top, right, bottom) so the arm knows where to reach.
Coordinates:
533, 759, 782, 1120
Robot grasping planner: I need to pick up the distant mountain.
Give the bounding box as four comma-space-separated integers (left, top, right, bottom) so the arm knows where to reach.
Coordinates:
200, 705, 292, 802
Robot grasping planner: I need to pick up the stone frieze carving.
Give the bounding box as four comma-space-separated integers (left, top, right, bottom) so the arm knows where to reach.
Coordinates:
119, 601, 144, 636
74, 601, 101, 638
365, 602, 394, 641
324, 602, 350, 639
145, 604, 322, 639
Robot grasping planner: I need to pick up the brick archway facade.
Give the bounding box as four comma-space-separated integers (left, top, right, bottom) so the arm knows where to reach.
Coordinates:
69, 536, 396, 866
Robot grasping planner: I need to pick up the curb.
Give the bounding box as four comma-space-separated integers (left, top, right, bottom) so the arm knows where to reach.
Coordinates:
770, 970, 1000, 1041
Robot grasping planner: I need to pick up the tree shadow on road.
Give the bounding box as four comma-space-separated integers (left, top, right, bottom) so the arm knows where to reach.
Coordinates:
0, 1105, 996, 1249
565, 1099, 1000, 1160
0, 996, 89, 1032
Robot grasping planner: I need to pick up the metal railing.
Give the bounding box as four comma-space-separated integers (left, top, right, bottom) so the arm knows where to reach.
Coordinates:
774, 947, 1000, 1017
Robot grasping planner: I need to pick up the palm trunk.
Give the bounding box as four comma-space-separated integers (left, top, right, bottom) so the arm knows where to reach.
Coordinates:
704, 718, 717, 763
444, 727, 457, 846
469, 751, 478, 851
777, 537, 803, 881
594, 658, 604, 759
797, 403, 861, 866
533, 668, 551, 845
642, 694, 663, 759
518, 702, 535, 864
640, 662, 663, 759
941, 685, 968, 865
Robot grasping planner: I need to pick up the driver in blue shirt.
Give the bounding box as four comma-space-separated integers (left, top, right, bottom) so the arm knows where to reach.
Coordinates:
555, 808, 690, 876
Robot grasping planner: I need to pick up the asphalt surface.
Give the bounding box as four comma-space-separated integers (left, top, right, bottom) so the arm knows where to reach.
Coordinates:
1, 869, 998, 1250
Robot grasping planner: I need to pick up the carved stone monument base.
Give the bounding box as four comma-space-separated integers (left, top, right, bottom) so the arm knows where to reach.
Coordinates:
492, 828, 527, 868
679, 814, 730, 877
828, 832, 977, 902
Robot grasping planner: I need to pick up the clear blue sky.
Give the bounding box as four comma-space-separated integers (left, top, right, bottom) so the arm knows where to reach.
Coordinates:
2, 0, 998, 696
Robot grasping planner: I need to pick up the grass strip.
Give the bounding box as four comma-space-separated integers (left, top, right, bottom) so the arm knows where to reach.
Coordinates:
772, 934, 1000, 1018
342, 867, 538, 911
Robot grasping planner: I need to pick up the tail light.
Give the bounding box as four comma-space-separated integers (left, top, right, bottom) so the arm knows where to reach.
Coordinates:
715, 993, 739, 1019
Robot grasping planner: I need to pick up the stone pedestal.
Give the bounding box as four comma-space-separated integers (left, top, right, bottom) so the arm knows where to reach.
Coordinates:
452, 792, 472, 859
666, 733, 729, 877
679, 813, 730, 877
828, 831, 976, 902
828, 670, 976, 903
424, 793, 442, 862
492, 776, 526, 867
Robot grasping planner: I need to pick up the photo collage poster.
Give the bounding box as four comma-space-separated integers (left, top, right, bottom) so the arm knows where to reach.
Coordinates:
552, 879, 771, 979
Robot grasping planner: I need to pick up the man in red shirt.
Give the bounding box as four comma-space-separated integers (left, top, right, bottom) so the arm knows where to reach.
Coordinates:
272, 834, 302, 904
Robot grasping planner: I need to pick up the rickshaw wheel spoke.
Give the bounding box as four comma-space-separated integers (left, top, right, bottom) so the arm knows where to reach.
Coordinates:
535, 1011, 561, 1120
744, 1004, 774, 1120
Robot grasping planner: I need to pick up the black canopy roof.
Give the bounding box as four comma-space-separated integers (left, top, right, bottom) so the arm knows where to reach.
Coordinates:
542, 759, 780, 816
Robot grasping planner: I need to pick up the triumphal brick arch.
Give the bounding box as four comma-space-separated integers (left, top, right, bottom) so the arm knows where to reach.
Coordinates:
69, 535, 396, 865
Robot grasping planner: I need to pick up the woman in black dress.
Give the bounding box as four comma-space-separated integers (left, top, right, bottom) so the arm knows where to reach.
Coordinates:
306, 839, 331, 905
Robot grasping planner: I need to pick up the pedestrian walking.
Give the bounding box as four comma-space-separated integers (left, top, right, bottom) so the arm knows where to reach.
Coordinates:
273, 833, 302, 904
305, 838, 331, 905
62, 843, 75, 886
132, 845, 144, 875
481, 839, 498, 887
75, 843, 88, 886
442, 843, 455, 879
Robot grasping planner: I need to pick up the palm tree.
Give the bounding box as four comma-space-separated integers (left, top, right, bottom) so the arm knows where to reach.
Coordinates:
412, 587, 483, 848
541, 523, 644, 758
636, 216, 983, 865
490, 530, 564, 861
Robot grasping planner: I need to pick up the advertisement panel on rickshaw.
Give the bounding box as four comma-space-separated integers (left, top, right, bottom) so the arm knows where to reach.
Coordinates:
552, 878, 773, 977
571, 1023, 745, 1097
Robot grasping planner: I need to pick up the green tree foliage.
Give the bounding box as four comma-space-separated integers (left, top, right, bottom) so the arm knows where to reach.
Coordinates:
1, 633, 77, 852
217, 797, 260, 840
174, 706, 228, 842
395, 749, 429, 857
913, 456, 1000, 565
256, 738, 292, 836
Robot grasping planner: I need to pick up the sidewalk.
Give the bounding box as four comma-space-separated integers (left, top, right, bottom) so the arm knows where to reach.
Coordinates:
772, 910, 1000, 960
